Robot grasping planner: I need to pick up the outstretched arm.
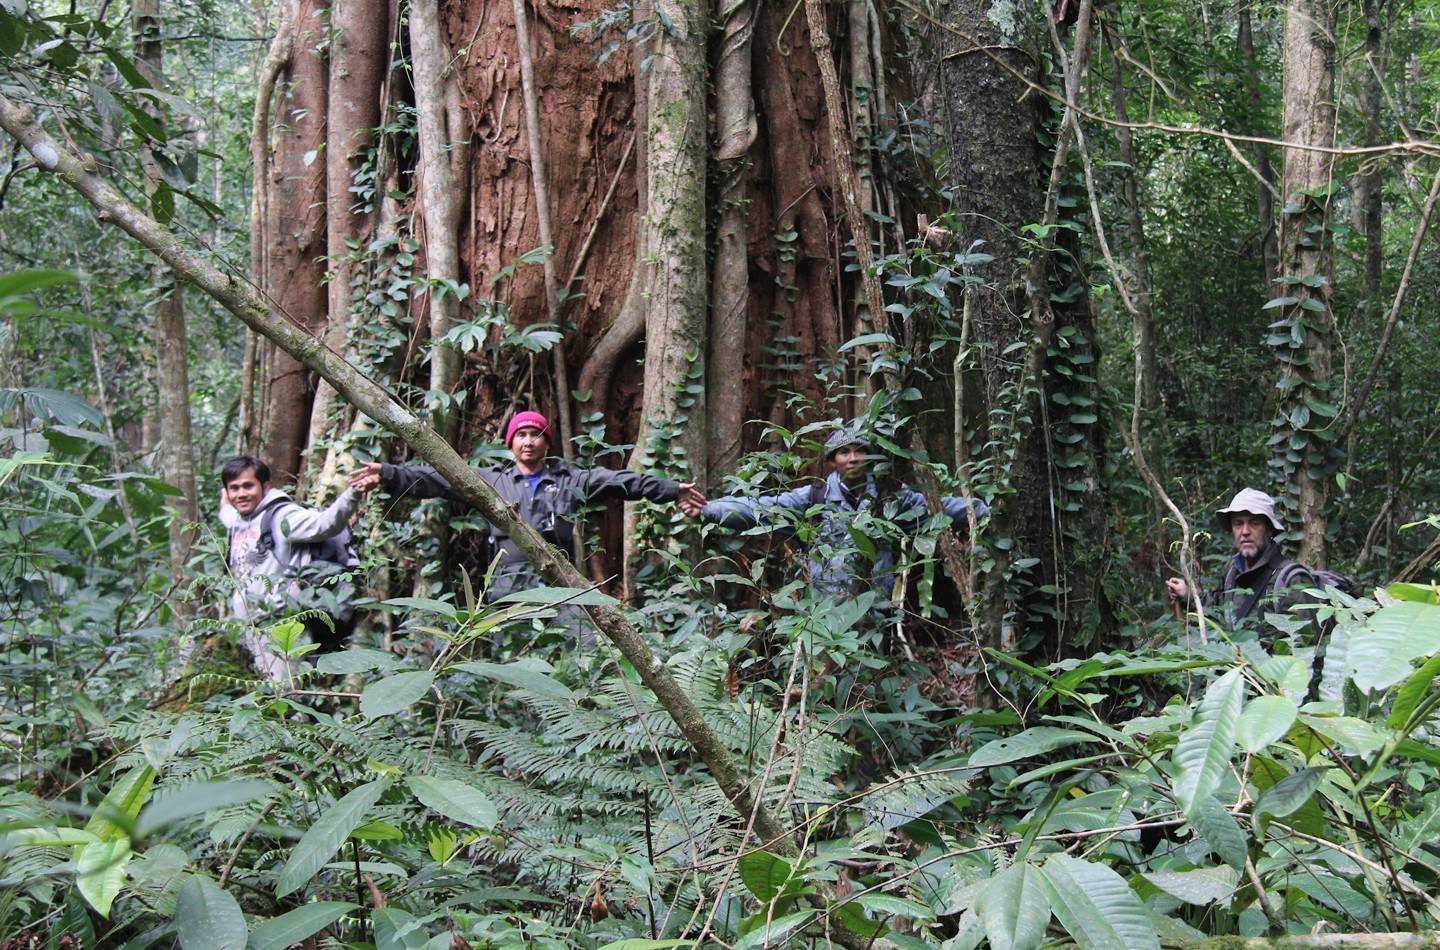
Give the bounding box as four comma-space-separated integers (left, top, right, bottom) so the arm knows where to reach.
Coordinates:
279, 487, 362, 543
349, 461, 465, 504
677, 483, 707, 516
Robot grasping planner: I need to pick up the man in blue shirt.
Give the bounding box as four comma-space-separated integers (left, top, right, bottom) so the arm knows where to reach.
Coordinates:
699, 423, 987, 602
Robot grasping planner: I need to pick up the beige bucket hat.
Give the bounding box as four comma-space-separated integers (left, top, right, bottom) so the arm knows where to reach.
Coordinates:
1215, 487, 1285, 532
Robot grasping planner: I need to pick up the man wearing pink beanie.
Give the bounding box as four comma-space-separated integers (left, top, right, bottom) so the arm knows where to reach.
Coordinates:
351, 411, 705, 606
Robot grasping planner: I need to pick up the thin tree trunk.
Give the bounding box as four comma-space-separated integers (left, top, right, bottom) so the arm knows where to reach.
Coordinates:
241, 2, 291, 456
134, 0, 198, 606
260, 0, 328, 484
410, 0, 470, 447
629, 0, 709, 481
308, 0, 389, 482
1238, 2, 1280, 286
805, 0, 884, 382
708, 0, 757, 481
511, 0, 575, 456
1277, 0, 1339, 567
1101, 14, 1167, 547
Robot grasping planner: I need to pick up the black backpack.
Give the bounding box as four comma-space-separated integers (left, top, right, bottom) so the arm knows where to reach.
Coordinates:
1275, 561, 1363, 601
232, 502, 360, 652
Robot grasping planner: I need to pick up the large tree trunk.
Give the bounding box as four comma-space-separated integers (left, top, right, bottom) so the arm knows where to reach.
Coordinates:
259, 0, 329, 484
134, 0, 199, 601
939, 0, 1111, 657
938, 0, 1046, 653
1277, 0, 1339, 567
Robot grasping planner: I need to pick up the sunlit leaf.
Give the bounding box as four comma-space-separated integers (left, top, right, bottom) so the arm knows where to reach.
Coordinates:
75, 838, 130, 917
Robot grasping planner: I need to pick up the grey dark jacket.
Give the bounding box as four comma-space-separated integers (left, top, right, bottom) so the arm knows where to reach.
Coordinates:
1208, 539, 1316, 638
379, 460, 682, 598
702, 472, 987, 600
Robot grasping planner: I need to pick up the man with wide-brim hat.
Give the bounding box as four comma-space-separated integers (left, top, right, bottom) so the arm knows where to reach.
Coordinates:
1165, 488, 1316, 639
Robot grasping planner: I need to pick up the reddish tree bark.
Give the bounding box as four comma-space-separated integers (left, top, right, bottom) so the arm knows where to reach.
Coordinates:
259, 0, 329, 484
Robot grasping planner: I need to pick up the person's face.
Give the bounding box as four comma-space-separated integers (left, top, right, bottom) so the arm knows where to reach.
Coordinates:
224, 468, 270, 516
831, 444, 869, 483
1230, 512, 1274, 562
510, 426, 550, 465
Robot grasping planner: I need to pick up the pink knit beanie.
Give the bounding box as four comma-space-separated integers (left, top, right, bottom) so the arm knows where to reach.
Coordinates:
505, 411, 551, 446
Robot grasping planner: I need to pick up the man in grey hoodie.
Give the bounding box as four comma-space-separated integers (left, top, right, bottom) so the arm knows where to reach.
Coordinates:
221, 455, 362, 679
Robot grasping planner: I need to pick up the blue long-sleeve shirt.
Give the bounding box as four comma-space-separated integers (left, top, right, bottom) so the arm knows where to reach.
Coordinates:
701, 472, 986, 600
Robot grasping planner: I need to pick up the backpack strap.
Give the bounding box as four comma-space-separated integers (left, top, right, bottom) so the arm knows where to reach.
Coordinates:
256, 502, 285, 557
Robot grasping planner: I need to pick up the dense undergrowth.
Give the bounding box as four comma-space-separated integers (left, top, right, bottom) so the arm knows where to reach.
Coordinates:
6, 422, 1440, 950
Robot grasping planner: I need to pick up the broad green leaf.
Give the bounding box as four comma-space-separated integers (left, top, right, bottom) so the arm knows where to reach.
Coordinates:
351, 821, 405, 841
1387, 652, 1440, 730
1253, 766, 1328, 840
361, 671, 435, 718
84, 765, 156, 842
851, 893, 935, 921
977, 862, 1050, 950
0, 268, 76, 299
276, 779, 391, 897
407, 775, 497, 829
247, 901, 358, 950
1189, 794, 1247, 870
3, 827, 99, 849
451, 658, 574, 700
1395, 793, 1440, 854
1298, 713, 1385, 756
15, 387, 104, 427
1255, 655, 1312, 693
1171, 669, 1245, 817
737, 851, 803, 904
593, 941, 698, 950
372, 907, 437, 949
1235, 695, 1297, 753
316, 648, 405, 675
1286, 869, 1375, 919
379, 596, 457, 619
175, 876, 246, 950
492, 585, 619, 608
734, 909, 817, 950
968, 727, 1094, 768
1142, 867, 1238, 906
1348, 601, 1440, 692
136, 780, 271, 837
837, 331, 896, 352
75, 838, 130, 917
1041, 854, 1159, 950
834, 901, 887, 939
1387, 583, 1439, 605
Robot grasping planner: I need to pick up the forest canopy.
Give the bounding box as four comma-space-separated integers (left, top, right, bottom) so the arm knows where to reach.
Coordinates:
2, 0, 1440, 947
